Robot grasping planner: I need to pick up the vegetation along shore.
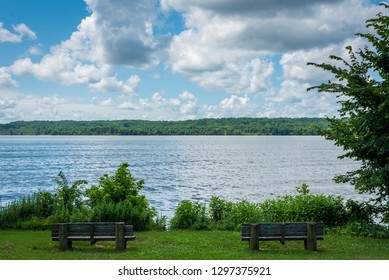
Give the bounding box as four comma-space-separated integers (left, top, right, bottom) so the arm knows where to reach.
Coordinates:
0, 118, 328, 136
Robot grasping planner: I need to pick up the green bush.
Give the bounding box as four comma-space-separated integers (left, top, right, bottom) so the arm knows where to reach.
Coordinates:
89, 197, 157, 231
170, 200, 211, 230
153, 215, 168, 231
211, 199, 263, 230
259, 185, 348, 227
0, 163, 157, 230
86, 163, 157, 230
208, 185, 349, 229
85, 162, 144, 206
345, 199, 375, 224
0, 192, 60, 230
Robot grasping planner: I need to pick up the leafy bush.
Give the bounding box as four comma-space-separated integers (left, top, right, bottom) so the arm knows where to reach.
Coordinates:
153, 215, 168, 231
85, 162, 144, 206
89, 197, 157, 231
86, 163, 157, 230
260, 191, 348, 227
345, 199, 375, 224
0, 163, 157, 230
210, 199, 263, 230
53, 171, 87, 217
170, 200, 211, 230
208, 185, 349, 229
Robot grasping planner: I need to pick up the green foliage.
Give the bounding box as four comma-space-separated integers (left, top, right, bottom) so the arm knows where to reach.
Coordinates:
53, 171, 88, 219
153, 215, 168, 232
0, 118, 328, 136
85, 162, 156, 230
345, 199, 375, 224
86, 162, 144, 206
173, 185, 353, 231
88, 200, 156, 231
0, 163, 157, 231
32, 191, 57, 218
307, 4, 389, 220
211, 199, 263, 230
169, 200, 211, 230
260, 191, 348, 227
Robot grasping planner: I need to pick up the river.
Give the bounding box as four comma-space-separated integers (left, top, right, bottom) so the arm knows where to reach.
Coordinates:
0, 135, 365, 218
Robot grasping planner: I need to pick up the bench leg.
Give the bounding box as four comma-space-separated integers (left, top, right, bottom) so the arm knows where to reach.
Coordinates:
306, 222, 317, 250
115, 222, 126, 251
249, 223, 259, 251
59, 223, 70, 251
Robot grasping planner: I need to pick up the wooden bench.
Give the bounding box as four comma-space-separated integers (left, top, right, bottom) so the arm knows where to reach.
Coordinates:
241, 222, 324, 251
51, 222, 135, 251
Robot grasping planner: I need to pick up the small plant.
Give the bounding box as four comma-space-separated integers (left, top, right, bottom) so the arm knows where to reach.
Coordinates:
296, 183, 310, 195
209, 196, 227, 222
154, 215, 167, 231
53, 171, 88, 219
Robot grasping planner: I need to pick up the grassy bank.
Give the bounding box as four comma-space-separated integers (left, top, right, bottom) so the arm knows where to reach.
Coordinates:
1, 230, 388, 260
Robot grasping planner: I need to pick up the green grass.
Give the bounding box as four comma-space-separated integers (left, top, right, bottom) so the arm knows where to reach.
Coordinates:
0, 230, 388, 260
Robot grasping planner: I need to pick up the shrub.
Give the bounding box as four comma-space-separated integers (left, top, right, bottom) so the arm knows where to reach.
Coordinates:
217, 200, 263, 230
153, 215, 168, 231
86, 163, 157, 230
260, 185, 348, 227
170, 200, 211, 230
345, 199, 375, 224
0, 163, 157, 230
85, 162, 144, 206
88, 196, 157, 231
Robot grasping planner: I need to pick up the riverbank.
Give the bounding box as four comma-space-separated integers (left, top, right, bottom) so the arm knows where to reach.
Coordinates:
1, 230, 388, 260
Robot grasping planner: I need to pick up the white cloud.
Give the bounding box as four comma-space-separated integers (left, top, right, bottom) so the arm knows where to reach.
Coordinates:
263, 36, 370, 117
0, 97, 16, 109
99, 98, 113, 106
1, 0, 385, 122
89, 75, 140, 94
0, 68, 18, 88
118, 101, 136, 110
3, 0, 168, 95
41, 95, 68, 106
28, 45, 43, 56
164, 0, 381, 97
12, 23, 37, 40
8, 16, 112, 87
206, 95, 260, 118
0, 22, 36, 43
84, 0, 163, 68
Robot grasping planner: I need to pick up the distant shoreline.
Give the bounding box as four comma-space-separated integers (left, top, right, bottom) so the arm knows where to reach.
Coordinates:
0, 117, 328, 136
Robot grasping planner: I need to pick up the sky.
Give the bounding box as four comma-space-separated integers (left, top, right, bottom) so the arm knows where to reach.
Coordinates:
0, 0, 385, 123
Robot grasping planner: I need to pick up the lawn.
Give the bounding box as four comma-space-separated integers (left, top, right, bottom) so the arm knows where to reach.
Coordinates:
0, 230, 388, 260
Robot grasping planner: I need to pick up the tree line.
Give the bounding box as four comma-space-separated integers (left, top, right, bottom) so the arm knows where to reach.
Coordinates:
0, 118, 329, 135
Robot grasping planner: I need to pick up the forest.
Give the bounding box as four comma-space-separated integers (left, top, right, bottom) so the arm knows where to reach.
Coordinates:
0, 118, 329, 135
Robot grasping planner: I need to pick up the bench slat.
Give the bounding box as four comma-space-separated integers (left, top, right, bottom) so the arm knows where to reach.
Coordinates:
241, 222, 324, 250
241, 222, 324, 238
51, 222, 135, 251
51, 223, 134, 239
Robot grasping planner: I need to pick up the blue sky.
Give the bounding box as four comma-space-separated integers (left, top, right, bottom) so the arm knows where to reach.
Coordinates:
0, 0, 385, 122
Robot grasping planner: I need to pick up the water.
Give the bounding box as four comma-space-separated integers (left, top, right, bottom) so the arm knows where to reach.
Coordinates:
0, 136, 365, 218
